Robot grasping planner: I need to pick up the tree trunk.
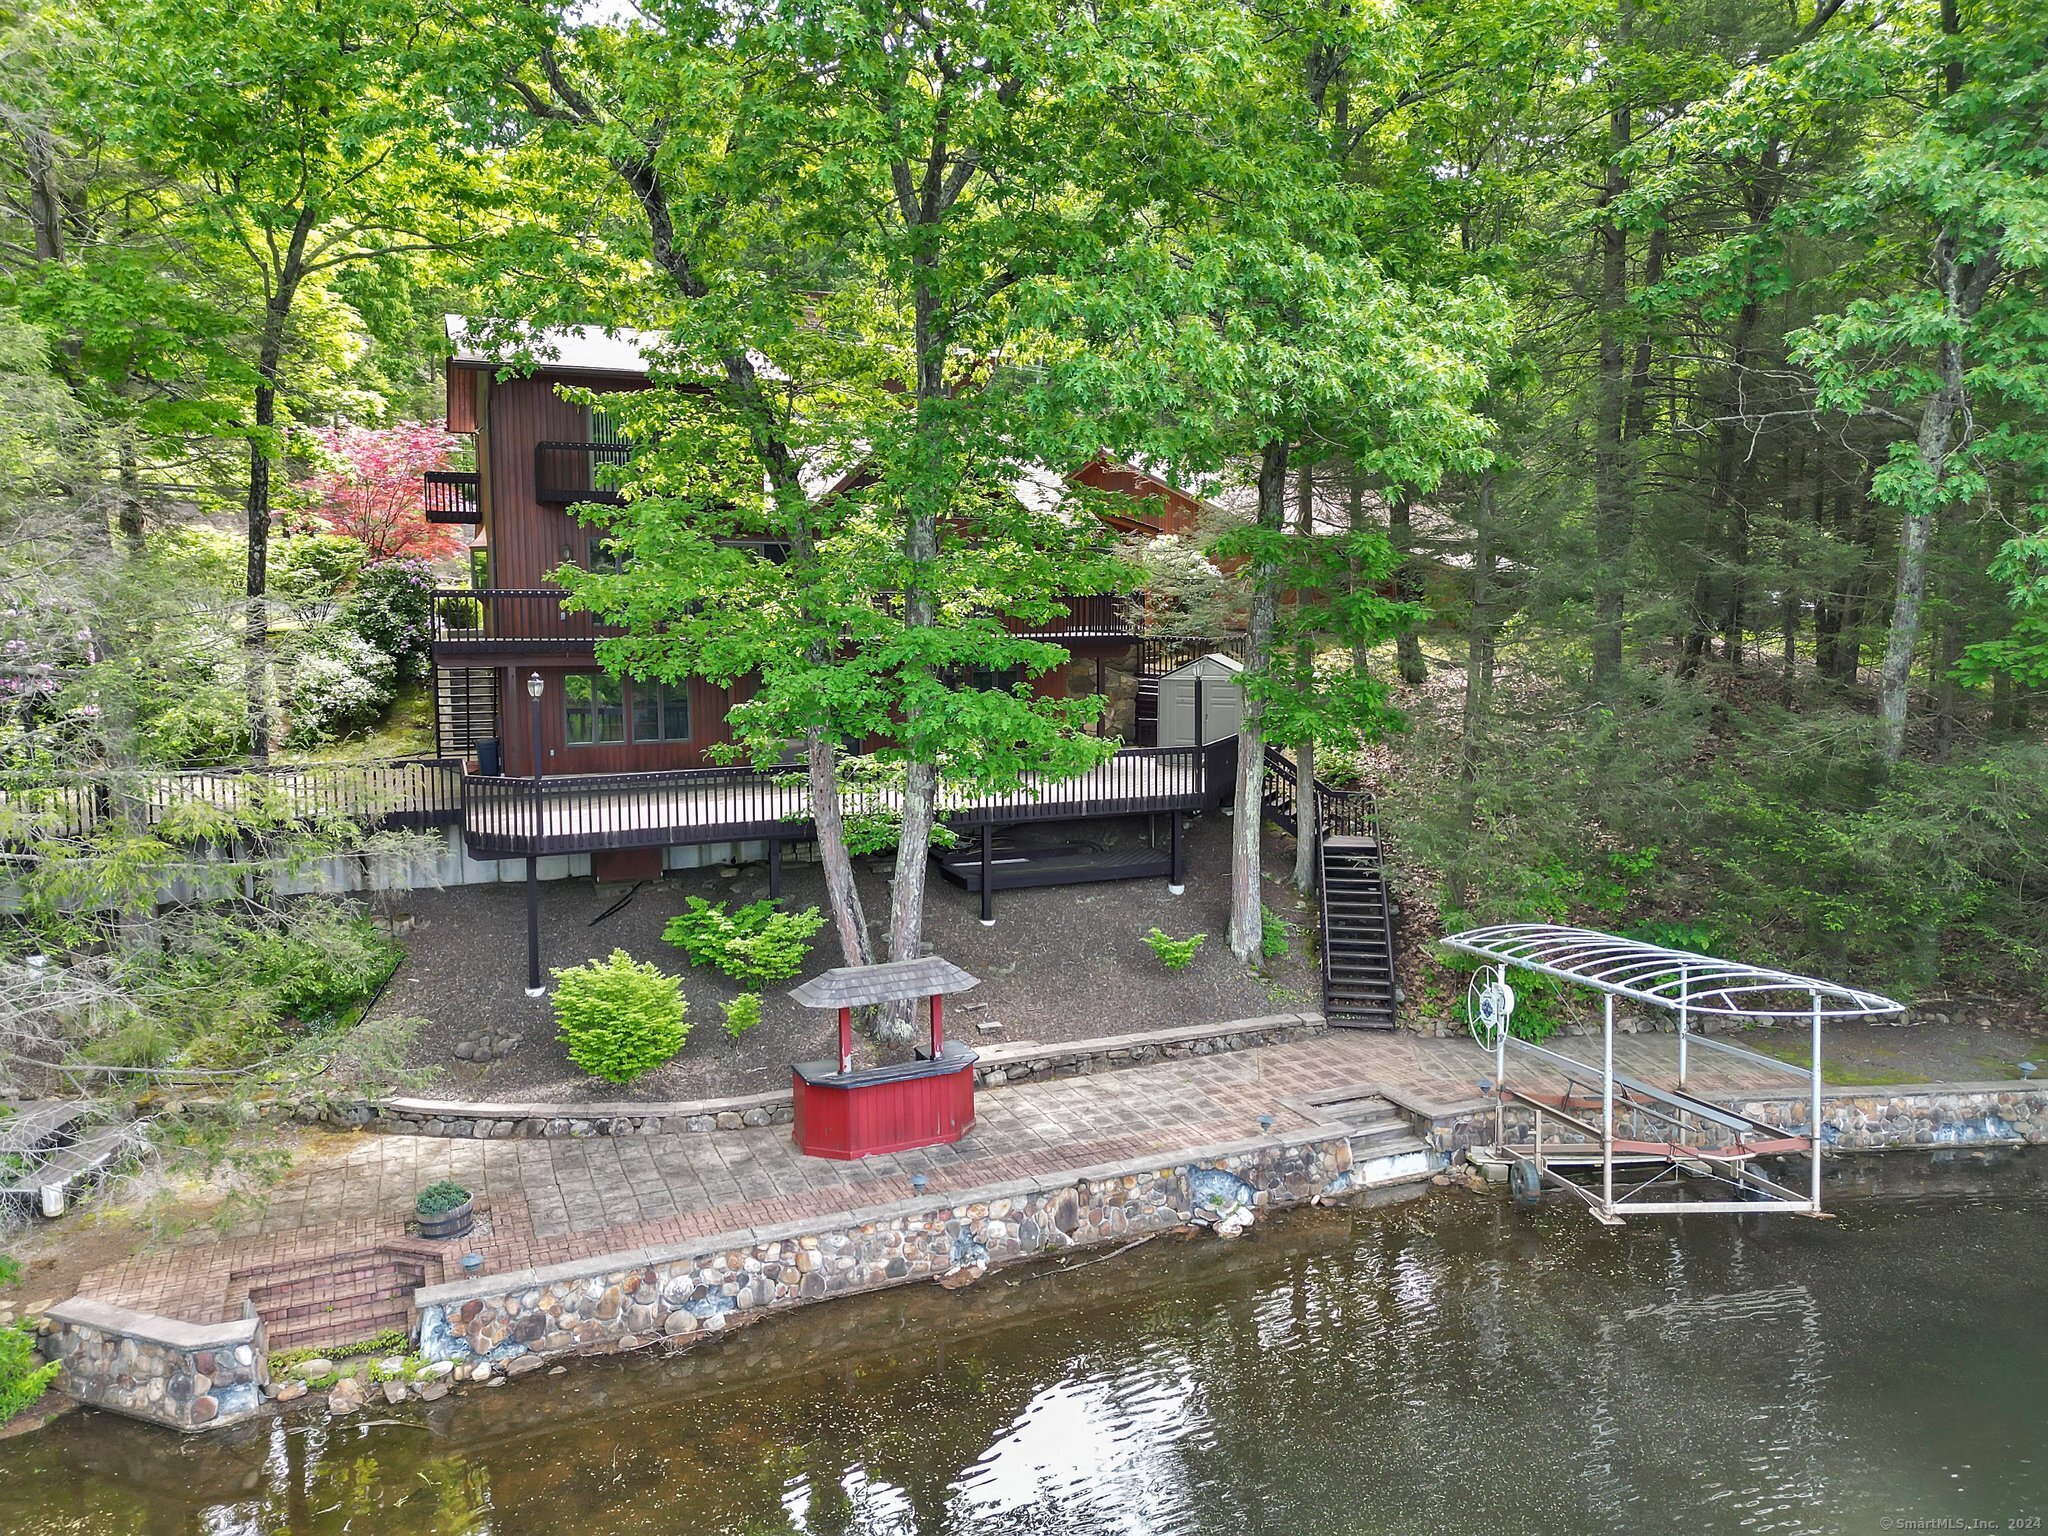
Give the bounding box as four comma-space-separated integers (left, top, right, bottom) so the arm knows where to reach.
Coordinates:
1878, 0, 1991, 765
1589, 68, 1633, 698
1460, 468, 1497, 797
1229, 440, 1288, 964
1390, 487, 1426, 685
244, 372, 277, 763
807, 730, 872, 968
1292, 464, 1317, 893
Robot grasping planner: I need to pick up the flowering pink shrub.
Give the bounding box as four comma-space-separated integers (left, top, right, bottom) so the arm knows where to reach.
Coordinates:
307, 422, 465, 564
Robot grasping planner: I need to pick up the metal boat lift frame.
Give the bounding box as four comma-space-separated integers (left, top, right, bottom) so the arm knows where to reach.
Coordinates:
1442, 925, 1905, 1224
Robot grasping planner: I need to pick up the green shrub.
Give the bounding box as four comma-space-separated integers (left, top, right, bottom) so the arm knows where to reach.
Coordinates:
270, 533, 366, 601
1144, 928, 1206, 971
415, 1180, 471, 1217
0, 1320, 57, 1425
551, 949, 688, 1084
721, 992, 763, 1044
345, 558, 437, 684
1260, 905, 1290, 962
664, 898, 825, 990
283, 629, 398, 747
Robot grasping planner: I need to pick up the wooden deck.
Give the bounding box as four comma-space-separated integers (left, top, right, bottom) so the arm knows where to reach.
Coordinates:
460, 742, 1230, 858
2, 741, 1233, 862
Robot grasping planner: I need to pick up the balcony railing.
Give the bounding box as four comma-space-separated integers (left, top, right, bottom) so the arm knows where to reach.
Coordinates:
433, 587, 1147, 654
1006, 593, 1142, 638
432, 589, 619, 653
423, 470, 480, 523
535, 441, 633, 505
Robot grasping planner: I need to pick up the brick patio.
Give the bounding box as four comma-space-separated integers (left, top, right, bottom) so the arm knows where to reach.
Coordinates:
75, 1029, 1798, 1345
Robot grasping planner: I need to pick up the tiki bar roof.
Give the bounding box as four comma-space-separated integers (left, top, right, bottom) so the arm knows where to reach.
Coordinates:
788, 958, 981, 1010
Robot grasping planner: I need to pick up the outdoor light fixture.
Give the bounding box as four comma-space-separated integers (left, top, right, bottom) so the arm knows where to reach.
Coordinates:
527, 671, 544, 701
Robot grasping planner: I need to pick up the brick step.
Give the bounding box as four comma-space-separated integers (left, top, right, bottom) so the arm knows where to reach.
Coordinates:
256, 1282, 419, 1326
249, 1271, 427, 1316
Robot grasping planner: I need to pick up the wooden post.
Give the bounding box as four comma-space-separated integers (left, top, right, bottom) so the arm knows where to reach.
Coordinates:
1194, 674, 1206, 747
978, 824, 994, 926
838, 1006, 853, 1075
768, 837, 782, 900
930, 992, 944, 1055
1168, 812, 1185, 894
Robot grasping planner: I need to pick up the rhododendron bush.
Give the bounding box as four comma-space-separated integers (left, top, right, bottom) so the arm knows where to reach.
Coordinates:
308, 423, 465, 565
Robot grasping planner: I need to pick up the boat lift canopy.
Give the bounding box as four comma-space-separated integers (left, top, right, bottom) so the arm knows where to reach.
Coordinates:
1441, 924, 1905, 1224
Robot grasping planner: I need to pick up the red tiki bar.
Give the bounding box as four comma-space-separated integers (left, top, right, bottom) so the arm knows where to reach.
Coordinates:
787, 957, 980, 1161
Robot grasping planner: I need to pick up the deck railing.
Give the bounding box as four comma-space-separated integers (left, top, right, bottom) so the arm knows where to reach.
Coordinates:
422, 470, 480, 523
461, 742, 1222, 858
0, 758, 465, 846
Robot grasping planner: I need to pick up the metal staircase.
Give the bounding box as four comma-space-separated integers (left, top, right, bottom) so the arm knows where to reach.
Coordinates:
1262, 747, 1400, 1029
433, 665, 500, 759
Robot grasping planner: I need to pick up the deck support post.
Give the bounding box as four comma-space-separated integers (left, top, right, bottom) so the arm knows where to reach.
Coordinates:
1601, 992, 1615, 1215
768, 838, 782, 900
1168, 813, 1185, 894
1809, 991, 1823, 1209
525, 856, 543, 997
524, 669, 546, 998
978, 825, 994, 926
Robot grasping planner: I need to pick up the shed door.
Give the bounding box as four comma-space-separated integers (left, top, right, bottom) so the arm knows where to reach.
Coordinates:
1156, 666, 1243, 747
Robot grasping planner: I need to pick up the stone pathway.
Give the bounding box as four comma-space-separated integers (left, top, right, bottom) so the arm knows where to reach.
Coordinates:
76, 1028, 1799, 1337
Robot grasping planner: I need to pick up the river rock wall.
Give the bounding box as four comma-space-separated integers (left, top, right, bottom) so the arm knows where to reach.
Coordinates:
41, 1298, 265, 1432
413, 1131, 1362, 1368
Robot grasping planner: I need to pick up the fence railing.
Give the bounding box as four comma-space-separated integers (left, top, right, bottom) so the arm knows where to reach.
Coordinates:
461, 742, 1222, 857
422, 470, 480, 523
0, 759, 465, 846
535, 441, 633, 505
431, 589, 620, 652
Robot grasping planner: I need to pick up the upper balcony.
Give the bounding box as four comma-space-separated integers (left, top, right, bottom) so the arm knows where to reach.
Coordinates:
536, 441, 633, 505
433, 588, 622, 655
432, 587, 1143, 658
423, 470, 480, 523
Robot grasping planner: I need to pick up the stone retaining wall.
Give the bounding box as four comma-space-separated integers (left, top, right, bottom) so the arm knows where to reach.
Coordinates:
1734, 1083, 2048, 1149
1420, 1082, 2048, 1157
41, 1298, 266, 1432
292, 1013, 1326, 1141
413, 1129, 1365, 1368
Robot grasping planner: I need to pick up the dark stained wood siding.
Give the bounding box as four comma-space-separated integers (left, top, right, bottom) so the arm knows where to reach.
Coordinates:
498, 664, 755, 777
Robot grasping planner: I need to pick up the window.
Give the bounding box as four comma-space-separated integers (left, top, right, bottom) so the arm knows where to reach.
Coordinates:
632, 681, 691, 742
588, 535, 631, 574
563, 673, 625, 745
469, 546, 490, 588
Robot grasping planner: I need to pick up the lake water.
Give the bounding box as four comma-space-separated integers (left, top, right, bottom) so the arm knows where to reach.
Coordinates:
5, 1151, 2044, 1535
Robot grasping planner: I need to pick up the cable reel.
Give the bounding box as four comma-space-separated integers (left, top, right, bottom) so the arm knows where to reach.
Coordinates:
1467, 964, 1516, 1051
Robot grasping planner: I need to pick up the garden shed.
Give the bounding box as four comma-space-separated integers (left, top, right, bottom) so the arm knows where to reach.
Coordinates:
1153, 653, 1243, 748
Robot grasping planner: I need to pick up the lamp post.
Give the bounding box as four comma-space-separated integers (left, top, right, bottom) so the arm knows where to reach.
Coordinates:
524, 670, 546, 998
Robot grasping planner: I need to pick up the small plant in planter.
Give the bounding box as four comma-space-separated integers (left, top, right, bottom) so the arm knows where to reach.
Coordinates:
415, 1180, 474, 1240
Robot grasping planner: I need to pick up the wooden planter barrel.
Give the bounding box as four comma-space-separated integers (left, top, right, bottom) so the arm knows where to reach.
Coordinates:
791, 1050, 978, 1161
417, 1196, 474, 1240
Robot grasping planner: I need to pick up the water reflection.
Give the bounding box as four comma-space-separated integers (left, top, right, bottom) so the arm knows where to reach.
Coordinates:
6, 1152, 2046, 1536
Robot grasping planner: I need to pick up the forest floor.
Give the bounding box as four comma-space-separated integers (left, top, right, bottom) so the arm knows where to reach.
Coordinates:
373, 812, 1322, 1104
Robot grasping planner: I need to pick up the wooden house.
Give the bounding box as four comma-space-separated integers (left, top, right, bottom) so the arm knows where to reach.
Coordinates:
425, 320, 1243, 883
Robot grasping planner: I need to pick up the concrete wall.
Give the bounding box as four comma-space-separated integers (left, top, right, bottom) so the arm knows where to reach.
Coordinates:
266, 827, 774, 897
